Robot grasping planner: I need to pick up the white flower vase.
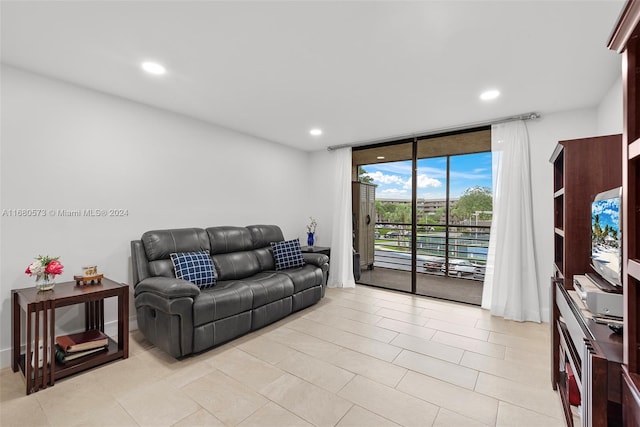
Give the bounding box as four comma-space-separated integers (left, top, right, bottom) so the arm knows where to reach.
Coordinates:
35, 274, 55, 292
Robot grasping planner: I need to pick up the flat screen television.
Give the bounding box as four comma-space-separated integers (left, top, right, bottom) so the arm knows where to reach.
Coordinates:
591, 187, 622, 288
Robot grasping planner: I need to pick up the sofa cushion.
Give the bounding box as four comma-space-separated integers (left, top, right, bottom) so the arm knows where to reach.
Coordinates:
193, 281, 253, 326
276, 264, 324, 293
271, 239, 305, 270
241, 271, 295, 308
170, 251, 217, 288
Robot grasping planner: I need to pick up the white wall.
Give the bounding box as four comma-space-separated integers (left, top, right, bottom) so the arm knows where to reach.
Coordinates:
527, 108, 600, 321
307, 149, 336, 248
597, 76, 623, 135
0, 66, 313, 367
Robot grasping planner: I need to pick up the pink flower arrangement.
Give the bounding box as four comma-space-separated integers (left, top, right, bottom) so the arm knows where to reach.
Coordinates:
25, 255, 64, 281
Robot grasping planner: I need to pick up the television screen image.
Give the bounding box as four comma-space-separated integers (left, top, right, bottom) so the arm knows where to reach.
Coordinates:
591, 187, 622, 287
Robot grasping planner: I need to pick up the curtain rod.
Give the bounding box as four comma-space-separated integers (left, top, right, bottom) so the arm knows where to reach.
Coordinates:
326, 112, 541, 151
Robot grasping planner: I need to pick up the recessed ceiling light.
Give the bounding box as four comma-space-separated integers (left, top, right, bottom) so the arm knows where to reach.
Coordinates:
309, 128, 323, 136
480, 89, 500, 101
377, 156, 385, 160
141, 61, 166, 75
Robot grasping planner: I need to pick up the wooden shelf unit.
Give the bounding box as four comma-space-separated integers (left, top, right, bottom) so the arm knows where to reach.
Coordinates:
608, 1, 640, 423
549, 135, 622, 285
550, 135, 622, 426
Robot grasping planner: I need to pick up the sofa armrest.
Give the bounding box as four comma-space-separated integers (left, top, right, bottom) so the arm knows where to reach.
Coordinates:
134, 277, 201, 299
302, 253, 329, 267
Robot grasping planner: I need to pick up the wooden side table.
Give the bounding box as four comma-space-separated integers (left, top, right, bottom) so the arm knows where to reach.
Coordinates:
11, 278, 129, 394
300, 246, 331, 256
299, 246, 361, 281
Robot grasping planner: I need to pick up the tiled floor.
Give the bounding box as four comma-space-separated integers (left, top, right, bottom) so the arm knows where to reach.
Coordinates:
0, 285, 563, 426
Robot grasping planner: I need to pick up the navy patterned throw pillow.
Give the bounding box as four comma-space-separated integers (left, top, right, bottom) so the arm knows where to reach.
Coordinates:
170, 251, 217, 288
271, 239, 306, 270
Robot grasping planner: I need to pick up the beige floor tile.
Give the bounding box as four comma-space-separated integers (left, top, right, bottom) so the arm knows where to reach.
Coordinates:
164, 360, 216, 389
237, 401, 313, 427
302, 311, 399, 343
335, 405, 401, 427
260, 373, 353, 426
284, 317, 355, 344
425, 318, 491, 341
332, 330, 402, 362
375, 307, 428, 326
0, 369, 29, 403
116, 379, 200, 426
496, 401, 565, 427
276, 351, 355, 393
91, 352, 172, 395
181, 370, 268, 426
35, 373, 138, 426
0, 395, 50, 426
338, 375, 439, 426
337, 290, 384, 306
172, 408, 225, 426
461, 351, 550, 390
476, 317, 549, 341
323, 348, 408, 388
128, 329, 155, 356
396, 370, 498, 425
376, 318, 437, 340
236, 335, 301, 365
206, 347, 286, 391
488, 331, 548, 352
265, 326, 344, 359
475, 372, 563, 419
373, 299, 428, 315
433, 408, 491, 427
432, 331, 506, 359
324, 294, 383, 314
443, 303, 492, 320
390, 333, 464, 363
394, 349, 479, 390
504, 346, 552, 372
314, 304, 384, 325
421, 307, 479, 326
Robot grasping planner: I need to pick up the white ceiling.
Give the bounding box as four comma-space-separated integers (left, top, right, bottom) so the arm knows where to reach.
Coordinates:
0, 1, 626, 151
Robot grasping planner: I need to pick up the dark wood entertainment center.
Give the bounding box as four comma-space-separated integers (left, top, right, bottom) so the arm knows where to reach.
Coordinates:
550, 2, 640, 425
550, 135, 622, 426
608, 1, 640, 425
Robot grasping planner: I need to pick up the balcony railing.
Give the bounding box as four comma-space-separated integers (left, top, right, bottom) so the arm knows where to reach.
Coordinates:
373, 221, 490, 281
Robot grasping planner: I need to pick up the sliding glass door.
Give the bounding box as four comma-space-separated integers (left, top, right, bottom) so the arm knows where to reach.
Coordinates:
352, 129, 492, 305
353, 142, 413, 293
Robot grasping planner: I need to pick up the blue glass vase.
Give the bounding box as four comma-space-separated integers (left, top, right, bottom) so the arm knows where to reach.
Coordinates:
307, 232, 315, 248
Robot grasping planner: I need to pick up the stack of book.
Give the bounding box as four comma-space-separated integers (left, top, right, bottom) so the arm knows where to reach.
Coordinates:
54, 330, 109, 364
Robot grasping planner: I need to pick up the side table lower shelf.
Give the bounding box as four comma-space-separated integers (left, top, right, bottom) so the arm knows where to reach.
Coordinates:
17, 338, 124, 385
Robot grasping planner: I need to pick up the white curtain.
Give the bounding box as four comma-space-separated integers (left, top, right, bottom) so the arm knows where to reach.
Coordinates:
328, 147, 355, 288
481, 120, 541, 322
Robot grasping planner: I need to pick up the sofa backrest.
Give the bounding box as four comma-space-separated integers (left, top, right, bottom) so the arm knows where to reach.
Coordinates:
206, 226, 262, 280
141, 228, 210, 279
247, 224, 285, 271
131, 225, 287, 285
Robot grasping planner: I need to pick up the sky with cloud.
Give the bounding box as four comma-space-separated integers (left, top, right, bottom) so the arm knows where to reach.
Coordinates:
361, 152, 492, 200
592, 197, 620, 233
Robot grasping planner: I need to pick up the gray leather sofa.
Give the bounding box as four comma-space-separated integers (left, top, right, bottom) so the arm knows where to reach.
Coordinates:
131, 224, 329, 358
